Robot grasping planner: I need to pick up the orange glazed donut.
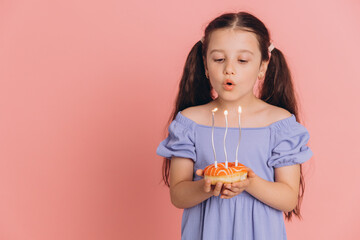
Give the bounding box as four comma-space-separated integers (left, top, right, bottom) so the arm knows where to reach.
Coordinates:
204, 162, 248, 185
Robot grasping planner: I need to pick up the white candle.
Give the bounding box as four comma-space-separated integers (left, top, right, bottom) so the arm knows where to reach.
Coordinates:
235, 106, 242, 166
211, 108, 218, 168
224, 110, 228, 168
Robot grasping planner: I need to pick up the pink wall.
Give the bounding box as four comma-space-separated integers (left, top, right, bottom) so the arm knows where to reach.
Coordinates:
1, 0, 359, 239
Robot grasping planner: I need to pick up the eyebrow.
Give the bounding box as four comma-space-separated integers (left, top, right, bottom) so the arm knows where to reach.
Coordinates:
209, 49, 254, 55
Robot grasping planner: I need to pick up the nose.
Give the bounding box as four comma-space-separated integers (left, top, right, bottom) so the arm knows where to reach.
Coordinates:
224, 61, 235, 75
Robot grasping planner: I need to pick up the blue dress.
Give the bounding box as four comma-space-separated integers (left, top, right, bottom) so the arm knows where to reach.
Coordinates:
156, 111, 313, 240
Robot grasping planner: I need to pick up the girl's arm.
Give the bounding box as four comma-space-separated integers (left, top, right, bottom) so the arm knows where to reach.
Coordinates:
245, 164, 300, 212
169, 156, 224, 209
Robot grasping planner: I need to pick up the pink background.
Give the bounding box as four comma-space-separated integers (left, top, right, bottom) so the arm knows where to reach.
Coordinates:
1, 0, 359, 239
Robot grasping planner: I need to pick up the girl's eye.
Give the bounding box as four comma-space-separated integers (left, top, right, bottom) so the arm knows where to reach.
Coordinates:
214, 59, 248, 63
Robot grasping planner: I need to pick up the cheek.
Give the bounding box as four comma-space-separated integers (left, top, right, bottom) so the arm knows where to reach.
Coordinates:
209, 79, 217, 87
242, 64, 258, 74
207, 64, 218, 74
242, 68, 261, 80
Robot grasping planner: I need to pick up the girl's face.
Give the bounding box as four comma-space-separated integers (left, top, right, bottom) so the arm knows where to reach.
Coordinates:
204, 28, 268, 102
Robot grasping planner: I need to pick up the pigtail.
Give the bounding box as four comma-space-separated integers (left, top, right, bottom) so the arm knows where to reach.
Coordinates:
260, 47, 304, 221
260, 47, 299, 121
171, 41, 213, 120
162, 40, 213, 187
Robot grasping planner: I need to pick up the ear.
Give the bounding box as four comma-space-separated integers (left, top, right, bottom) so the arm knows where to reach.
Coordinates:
258, 60, 269, 79
260, 60, 269, 73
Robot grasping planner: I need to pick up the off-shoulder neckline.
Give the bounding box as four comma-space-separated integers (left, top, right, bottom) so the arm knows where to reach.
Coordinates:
176, 111, 296, 130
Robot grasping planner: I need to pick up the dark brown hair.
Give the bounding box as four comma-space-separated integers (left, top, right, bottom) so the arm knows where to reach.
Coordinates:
162, 11, 304, 221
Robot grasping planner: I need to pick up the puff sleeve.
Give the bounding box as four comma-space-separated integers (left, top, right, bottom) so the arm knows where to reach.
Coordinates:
156, 113, 196, 162
268, 118, 313, 168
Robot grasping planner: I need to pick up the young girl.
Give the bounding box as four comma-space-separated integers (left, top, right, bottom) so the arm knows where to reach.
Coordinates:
156, 11, 313, 240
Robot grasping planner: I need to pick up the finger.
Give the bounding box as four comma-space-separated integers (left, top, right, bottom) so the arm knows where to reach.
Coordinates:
221, 189, 236, 199
213, 182, 223, 196
221, 184, 234, 194
203, 179, 212, 193
196, 169, 204, 177
231, 180, 249, 191
221, 194, 230, 199
221, 188, 235, 196
223, 184, 246, 197
221, 193, 234, 199
246, 168, 256, 178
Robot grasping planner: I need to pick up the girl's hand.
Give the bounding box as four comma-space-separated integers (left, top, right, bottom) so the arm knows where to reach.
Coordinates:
221, 168, 256, 199
196, 168, 256, 199
195, 169, 224, 197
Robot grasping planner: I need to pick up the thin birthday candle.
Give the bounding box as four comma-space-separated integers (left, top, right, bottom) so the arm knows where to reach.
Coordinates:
235, 106, 242, 167
224, 110, 228, 168
211, 108, 218, 168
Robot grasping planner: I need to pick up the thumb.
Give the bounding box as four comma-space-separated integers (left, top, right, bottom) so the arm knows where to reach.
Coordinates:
196, 169, 204, 177
246, 168, 256, 178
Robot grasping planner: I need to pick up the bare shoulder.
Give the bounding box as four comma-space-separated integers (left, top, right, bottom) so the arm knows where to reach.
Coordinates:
248, 101, 293, 127
265, 104, 293, 123
180, 103, 213, 125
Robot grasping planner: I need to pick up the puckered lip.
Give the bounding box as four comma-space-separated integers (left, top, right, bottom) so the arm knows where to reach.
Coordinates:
223, 79, 235, 85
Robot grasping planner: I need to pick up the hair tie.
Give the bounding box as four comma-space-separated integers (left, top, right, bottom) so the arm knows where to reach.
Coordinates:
268, 42, 275, 52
